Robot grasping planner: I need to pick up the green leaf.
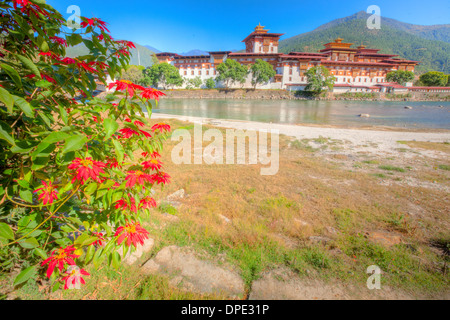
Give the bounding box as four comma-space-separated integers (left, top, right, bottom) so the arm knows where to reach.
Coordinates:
103, 118, 119, 140
15, 54, 41, 79
0, 86, 14, 113
85, 182, 97, 195
62, 135, 88, 154
18, 237, 39, 249
19, 189, 33, 203
0, 223, 14, 240
13, 96, 34, 117
33, 248, 48, 260
85, 245, 95, 264
13, 266, 36, 286
74, 233, 98, 247
36, 80, 52, 88
0, 63, 22, 88
0, 121, 15, 145
42, 131, 71, 144
111, 251, 121, 269
112, 139, 124, 163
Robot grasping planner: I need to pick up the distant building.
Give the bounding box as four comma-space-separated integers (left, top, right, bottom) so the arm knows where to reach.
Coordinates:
155, 24, 431, 92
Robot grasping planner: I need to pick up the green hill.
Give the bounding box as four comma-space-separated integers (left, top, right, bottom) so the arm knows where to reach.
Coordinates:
279, 12, 450, 74
66, 42, 157, 68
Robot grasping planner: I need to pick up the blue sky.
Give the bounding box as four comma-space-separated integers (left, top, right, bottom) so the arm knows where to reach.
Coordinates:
47, 0, 450, 53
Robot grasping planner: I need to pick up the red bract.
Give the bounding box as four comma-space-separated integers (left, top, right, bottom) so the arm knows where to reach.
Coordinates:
151, 123, 171, 133
125, 170, 154, 188
61, 266, 90, 290
115, 222, 149, 248
115, 196, 137, 213
142, 159, 163, 171
139, 129, 152, 138
50, 36, 67, 47
139, 197, 157, 210
108, 80, 144, 97
81, 17, 110, 33
91, 232, 105, 246
34, 181, 58, 205
117, 40, 136, 49
41, 246, 79, 279
141, 88, 166, 101
106, 157, 121, 169
68, 157, 106, 184
119, 127, 140, 139
43, 74, 57, 84
151, 172, 171, 185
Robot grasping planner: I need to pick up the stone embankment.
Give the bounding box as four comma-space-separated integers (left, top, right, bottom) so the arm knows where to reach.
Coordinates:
158, 89, 450, 102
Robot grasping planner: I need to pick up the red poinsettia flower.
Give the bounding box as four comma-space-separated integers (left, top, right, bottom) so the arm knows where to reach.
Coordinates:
151, 172, 171, 185
115, 196, 137, 213
126, 118, 145, 127
41, 245, 79, 279
91, 232, 105, 246
61, 265, 90, 290
139, 197, 157, 210
107, 80, 144, 97
60, 57, 76, 65
151, 123, 171, 133
116, 40, 136, 49
92, 115, 102, 123
34, 181, 58, 205
142, 159, 163, 171
81, 17, 110, 33
43, 74, 57, 84
106, 157, 121, 169
139, 129, 152, 138
115, 48, 131, 58
13, 0, 31, 9
114, 222, 149, 248
118, 127, 140, 139
125, 170, 154, 188
50, 36, 68, 47
68, 157, 107, 184
141, 88, 166, 101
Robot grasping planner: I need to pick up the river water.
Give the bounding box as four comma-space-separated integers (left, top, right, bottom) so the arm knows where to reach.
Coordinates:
152, 99, 450, 129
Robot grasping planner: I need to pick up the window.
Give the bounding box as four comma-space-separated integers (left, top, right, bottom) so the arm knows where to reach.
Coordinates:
191, 71, 194, 75
184, 71, 187, 75
206, 70, 209, 75
289, 77, 292, 81
198, 70, 201, 75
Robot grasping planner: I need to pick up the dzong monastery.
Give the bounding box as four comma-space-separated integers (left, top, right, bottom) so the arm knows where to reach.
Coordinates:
154, 24, 450, 93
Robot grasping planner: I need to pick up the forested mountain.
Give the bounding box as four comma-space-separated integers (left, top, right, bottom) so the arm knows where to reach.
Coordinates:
66, 42, 158, 67
279, 12, 450, 74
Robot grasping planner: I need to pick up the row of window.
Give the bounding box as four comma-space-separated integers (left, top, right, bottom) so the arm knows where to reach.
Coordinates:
183, 70, 216, 76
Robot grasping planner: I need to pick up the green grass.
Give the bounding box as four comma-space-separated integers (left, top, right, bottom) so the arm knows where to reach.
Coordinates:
378, 165, 407, 173
158, 203, 178, 216
438, 165, 450, 171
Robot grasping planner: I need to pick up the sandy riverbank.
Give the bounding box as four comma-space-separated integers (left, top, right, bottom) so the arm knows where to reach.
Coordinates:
152, 113, 450, 157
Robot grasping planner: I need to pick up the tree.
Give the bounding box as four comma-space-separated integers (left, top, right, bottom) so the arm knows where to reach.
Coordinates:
0, 0, 170, 291
185, 76, 202, 89
205, 78, 216, 89
216, 59, 248, 88
305, 66, 335, 94
151, 53, 159, 66
146, 63, 183, 89
386, 70, 415, 86
120, 65, 145, 85
250, 59, 276, 89
419, 71, 448, 87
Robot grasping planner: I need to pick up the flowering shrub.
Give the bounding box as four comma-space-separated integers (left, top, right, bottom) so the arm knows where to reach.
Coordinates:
0, 0, 170, 291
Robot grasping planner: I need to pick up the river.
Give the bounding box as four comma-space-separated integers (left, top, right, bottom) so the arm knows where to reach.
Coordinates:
152, 99, 450, 129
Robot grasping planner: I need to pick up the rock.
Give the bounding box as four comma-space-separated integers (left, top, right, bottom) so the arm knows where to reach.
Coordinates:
365, 231, 402, 247
249, 268, 350, 300
326, 226, 339, 235
404, 106, 413, 109
141, 246, 245, 298
294, 218, 309, 226
117, 238, 155, 265
218, 214, 231, 224
308, 236, 332, 244
167, 189, 185, 201
359, 114, 370, 118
